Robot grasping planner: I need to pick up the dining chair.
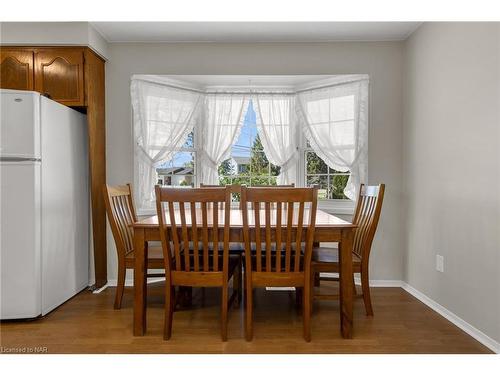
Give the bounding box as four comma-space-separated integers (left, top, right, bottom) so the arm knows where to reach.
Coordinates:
310, 183, 385, 316
155, 186, 243, 341
103, 183, 164, 309
240, 186, 318, 342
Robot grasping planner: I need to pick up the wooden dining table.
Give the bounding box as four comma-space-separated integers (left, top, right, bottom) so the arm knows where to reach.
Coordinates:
132, 208, 357, 339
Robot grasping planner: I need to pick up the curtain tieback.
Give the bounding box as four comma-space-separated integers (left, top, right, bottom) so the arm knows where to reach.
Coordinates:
136, 145, 155, 165
202, 151, 219, 169
279, 153, 298, 170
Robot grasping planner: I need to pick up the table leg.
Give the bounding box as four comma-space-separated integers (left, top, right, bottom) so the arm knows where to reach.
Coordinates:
133, 227, 147, 336
339, 228, 354, 338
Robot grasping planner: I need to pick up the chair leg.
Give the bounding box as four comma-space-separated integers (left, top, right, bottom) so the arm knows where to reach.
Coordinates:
303, 278, 311, 342
114, 265, 125, 309
310, 267, 316, 316
164, 285, 175, 340
221, 284, 229, 342
361, 269, 373, 316
245, 282, 253, 341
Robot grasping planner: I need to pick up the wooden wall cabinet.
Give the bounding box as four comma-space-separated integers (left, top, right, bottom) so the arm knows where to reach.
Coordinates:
0, 46, 108, 289
34, 49, 85, 106
0, 49, 34, 91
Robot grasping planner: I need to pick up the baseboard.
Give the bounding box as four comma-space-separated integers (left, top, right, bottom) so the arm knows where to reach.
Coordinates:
355, 277, 404, 287
401, 282, 500, 354
320, 273, 403, 287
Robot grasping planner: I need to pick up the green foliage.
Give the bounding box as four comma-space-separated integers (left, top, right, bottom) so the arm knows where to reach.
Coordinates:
250, 135, 280, 176
218, 134, 280, 187
329, 175, 349, 199
218, 159, 235, 176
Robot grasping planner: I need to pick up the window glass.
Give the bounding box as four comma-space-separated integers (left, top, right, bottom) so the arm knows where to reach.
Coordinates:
218, 100, 280, 187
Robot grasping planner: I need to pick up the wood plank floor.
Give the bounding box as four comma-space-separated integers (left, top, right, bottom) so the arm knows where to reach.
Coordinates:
0, 281, 492, 354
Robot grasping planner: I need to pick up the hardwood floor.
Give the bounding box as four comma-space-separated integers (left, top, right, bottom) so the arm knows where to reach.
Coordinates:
0, 281, 492, 354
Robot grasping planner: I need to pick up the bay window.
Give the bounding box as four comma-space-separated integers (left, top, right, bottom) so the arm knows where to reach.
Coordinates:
132, 75, 368, 214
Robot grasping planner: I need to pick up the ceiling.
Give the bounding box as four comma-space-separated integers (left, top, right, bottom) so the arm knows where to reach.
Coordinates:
91, 22, 421, 43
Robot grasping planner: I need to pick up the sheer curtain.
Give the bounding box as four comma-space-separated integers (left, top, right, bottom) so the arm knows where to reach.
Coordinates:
199, 93, 248, 184
254, 94, 299, 184
131, 78, 202, 209
296, 78, 369, 200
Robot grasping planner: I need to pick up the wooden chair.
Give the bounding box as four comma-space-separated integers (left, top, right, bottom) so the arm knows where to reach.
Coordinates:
241, 186, 318, 342
311, 184, 385, 316
155, 186, 242, 341
103, 184, 164, 309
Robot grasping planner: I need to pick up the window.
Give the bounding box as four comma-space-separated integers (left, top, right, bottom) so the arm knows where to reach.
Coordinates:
218, 101, 281, 187
132, 75, 367, 214
155, 131, 197, 187
304, 145, 350, 200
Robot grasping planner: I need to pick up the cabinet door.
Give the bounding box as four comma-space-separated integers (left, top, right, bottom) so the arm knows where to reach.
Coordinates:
34, 49, 85, 106
0, 49, 34, 91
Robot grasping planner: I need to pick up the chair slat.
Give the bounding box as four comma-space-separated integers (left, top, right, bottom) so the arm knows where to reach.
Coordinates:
275, 202, 282, 272
179, 202, 190, 271
115, 197, 128, 249
254, 201, 262, 272
202, 202, 209, 272
190, 202, 198, 272
168, 202, 181, 271
285, 202, 293, 273
294, 202, 305, 272
265, 202, 272, 272
212, 202, 219, 272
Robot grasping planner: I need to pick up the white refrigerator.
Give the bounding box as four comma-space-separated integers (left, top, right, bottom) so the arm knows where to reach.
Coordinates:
0, 89, 89, 319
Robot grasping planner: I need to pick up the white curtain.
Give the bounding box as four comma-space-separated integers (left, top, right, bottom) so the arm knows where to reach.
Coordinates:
199, 94, 248, 185
131, 78, 202, 209
254, 94, 299, 184
296, 78, 369, 200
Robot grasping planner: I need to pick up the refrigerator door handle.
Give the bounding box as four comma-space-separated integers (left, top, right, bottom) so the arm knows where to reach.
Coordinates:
0, 157, 41, 162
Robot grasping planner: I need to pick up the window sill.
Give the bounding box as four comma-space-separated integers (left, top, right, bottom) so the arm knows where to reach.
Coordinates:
137, 200, 354, 218
318, 200, 355, 216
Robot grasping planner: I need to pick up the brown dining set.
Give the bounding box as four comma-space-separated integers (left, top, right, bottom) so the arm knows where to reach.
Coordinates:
103, 182, 385, 342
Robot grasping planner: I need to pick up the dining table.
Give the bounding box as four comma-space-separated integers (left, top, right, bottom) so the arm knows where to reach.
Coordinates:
132, 208, 357, 339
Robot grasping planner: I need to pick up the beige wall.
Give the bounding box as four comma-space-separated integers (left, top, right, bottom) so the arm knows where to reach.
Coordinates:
403, 23, 500, 342
105, 41, 405, 283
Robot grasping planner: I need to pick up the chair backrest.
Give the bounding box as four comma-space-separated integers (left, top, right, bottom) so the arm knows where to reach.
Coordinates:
200, 183, 295, 209
103, 184, 137, 259
240, 186, 318, 273
352, 184, 385, 262
155, 186, 232, 274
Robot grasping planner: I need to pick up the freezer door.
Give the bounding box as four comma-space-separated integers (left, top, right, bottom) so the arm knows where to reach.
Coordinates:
40, 96, 89, 315
0, 90, 41, 159
0, 161, 42, 319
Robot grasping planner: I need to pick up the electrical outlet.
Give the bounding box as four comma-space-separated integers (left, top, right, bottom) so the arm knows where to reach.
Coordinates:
436, 254, 444, 273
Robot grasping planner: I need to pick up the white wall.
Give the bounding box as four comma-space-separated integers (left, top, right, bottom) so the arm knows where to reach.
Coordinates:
403, 22, 500, 342
106, 41, 405, 283
0, 22, 109, 59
